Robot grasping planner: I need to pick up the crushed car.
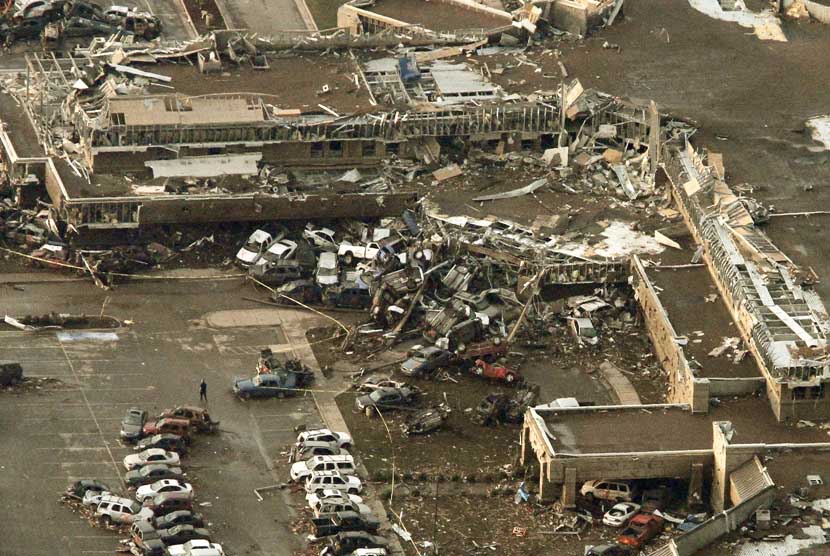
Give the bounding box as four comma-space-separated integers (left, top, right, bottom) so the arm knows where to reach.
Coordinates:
402, 404, 450, 436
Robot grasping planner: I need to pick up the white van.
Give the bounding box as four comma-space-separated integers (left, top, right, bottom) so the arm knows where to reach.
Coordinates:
290, 454, 355, 482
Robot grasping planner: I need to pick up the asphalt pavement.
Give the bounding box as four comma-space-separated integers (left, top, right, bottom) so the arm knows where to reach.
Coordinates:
0, 278, 323, 556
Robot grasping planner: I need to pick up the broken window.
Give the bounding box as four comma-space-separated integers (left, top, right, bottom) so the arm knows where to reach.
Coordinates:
329, 141, 343, 158
792, 385, 825, 400
362, 142, 376, 157
310, 142, 324, 158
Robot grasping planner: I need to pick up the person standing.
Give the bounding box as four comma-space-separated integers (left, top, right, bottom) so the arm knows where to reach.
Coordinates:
199, 379, 207, 404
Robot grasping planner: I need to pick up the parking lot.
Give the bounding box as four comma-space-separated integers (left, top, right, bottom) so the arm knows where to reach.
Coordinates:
0, 278, 325, 556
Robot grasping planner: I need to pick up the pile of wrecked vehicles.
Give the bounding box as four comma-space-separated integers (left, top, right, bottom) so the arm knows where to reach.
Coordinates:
0, 0, 161, 46
287, 428, 390, 556
62, 405, 224, 556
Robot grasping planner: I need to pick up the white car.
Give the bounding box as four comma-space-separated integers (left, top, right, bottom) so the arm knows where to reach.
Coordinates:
95, 494, 154, 525
123, 448, 181, 471
316, 252, 339, 286
167, 539, 225, 556
296, 429, 352, 450
305, 471, 362, 495
303, 226, 337, 250
603, 502, 641, 527
83, 489, 111, 507
136, 479, 193, 502
236, 229, 273, 267
306, 489, 363, 508
253, 239, 298, 268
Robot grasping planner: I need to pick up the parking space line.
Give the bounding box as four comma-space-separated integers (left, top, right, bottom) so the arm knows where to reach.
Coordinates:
35, 446, 130, 450
43, 461, 120, 465
9, 402, 137, 407
253, 412, 312, 418
257, 427, 299, 433
24, 417, 124, 421
58, 341, 125, 487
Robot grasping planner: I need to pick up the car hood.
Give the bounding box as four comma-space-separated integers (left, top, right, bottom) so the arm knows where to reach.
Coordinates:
355, 394, 373, 408
234, 378, 255, 391
135, 484, 155, 499
236, 247, 258, 263
121, 422, 143, 436
401, 358, 424, 371
123, 454, 141, 466
290, 462, 308, 476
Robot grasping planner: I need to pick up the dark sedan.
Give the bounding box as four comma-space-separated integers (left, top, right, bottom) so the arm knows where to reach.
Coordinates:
125, 464, 184, 488
400, 346, 457, 377
157, 524, 211, 545
135, 434, 187, 454
355, 386, 419, 412
120, 407, 148, 442
154, 510, 204, 529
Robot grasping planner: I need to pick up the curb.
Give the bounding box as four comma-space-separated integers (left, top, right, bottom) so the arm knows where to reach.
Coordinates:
174, 0, 200, 39
294, 0, 319, 32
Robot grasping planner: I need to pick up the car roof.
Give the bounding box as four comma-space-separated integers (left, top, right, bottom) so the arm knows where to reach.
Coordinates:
249, 230, 271, 243
310, 454, 353, 463
318, 252, 337, 267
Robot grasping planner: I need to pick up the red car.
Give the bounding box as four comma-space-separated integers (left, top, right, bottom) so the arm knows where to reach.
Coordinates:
473, 360, 520, 384
617, 514, 664, 549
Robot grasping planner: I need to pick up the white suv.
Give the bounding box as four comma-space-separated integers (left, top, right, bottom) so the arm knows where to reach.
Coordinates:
291, 454, 355, 482
305, 471, 362, 495
96, 494, 153, 524
580, 480, 635, 502
296, 429, 352, 450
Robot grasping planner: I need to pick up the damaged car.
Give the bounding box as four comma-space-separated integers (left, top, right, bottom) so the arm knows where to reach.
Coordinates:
402, 404, 450, 436
400, 345, 457, 377
354, 385, 419, 413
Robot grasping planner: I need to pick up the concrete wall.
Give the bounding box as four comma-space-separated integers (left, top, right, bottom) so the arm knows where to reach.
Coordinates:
708, 378, 766, 397
547, 451, 714, 483
550, 1, 589, 35
631, 256, 709, 412
135, 191, 418, 225
670, 486, 775, 556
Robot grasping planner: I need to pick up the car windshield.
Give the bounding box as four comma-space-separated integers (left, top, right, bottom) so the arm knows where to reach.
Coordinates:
244, 239, 261, 251
125, 412, 142, 424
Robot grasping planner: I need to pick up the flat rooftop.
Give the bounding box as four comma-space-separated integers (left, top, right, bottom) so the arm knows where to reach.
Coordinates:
0, 92, 44, 159
648, 265, 761, 379
149, 58, 376, 114
542, 398, 830, 455
368, 0, 509, 31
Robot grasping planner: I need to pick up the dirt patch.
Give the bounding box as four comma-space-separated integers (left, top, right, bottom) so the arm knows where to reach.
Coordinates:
335, 365, 522, 478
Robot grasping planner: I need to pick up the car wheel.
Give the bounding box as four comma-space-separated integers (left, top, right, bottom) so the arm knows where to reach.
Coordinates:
341, 443, 352, 450
241, 392, 250, 400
